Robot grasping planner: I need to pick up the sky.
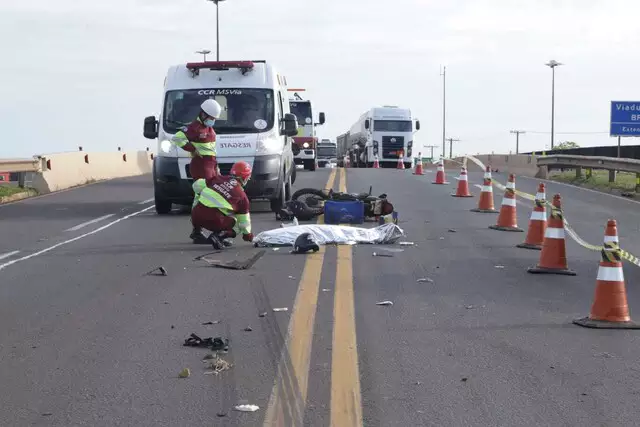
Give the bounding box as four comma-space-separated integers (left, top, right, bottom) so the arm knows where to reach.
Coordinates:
1, 0, 639, 159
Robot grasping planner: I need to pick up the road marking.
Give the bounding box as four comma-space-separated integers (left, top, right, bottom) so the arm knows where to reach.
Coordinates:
264, 167, 337, 427
330, 167, 363, 427
65, 214, 116, 232
0, 251, 20, 261
0, 206, 154, 272
138, 197, 154, 205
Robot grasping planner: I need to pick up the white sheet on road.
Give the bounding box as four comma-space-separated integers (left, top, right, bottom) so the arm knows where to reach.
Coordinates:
253, 223, 404, 247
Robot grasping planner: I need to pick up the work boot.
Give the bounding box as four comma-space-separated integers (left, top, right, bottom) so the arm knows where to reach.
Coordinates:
208, 234, 224, 250
217, 231, 236, 247
190, 227, 210, 245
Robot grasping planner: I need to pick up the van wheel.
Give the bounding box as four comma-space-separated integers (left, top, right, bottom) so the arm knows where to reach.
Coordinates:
155, 197, 172, 214
270, 180, 287, 213
285, 174, 292, 200
291, 166, 297, 185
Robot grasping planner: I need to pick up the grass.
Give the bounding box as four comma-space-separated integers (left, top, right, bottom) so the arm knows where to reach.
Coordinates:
549, 169, 637, 193
0, 185, 37, 200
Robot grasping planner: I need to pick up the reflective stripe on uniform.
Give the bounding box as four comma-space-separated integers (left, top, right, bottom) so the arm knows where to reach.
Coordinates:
198, 187, 233, 212
192, 142, 216, 156
192, 178, 207, 194
235, 212, 252, 234
171, 131, 189, 148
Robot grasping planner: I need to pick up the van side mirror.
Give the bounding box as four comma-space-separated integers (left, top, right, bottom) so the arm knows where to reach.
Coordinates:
282, 113, 299, 137
318, 112, 326, 125
364, 119, 370, 130
415, 120, 421, 131
143, 116, 158, 139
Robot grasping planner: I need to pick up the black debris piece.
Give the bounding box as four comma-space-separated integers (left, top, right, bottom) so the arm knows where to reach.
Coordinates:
202, 321, 221, 325
145, 266, 167, 276
202, 250, 266, 270
194, 251, 223, 261
183, 333, 229, 351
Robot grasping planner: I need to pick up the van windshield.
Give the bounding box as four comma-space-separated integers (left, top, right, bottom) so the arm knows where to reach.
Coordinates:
289, 101, 313, 126
317, 145, 336, 157
163, 89, 274, 134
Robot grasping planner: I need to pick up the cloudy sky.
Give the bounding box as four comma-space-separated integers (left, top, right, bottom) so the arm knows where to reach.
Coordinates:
1, 0, 639, 159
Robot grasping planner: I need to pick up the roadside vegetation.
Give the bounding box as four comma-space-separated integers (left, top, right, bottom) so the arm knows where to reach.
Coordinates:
549, 170, 637, 193
0, 185, 38, 200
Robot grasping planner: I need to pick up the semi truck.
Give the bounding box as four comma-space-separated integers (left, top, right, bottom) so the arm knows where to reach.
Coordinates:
342, 106, 420, 169
316, 139, 337, 168
288, 89, 325, 171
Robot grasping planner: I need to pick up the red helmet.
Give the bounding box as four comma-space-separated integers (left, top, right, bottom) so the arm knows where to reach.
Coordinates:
230, 161, 252, 184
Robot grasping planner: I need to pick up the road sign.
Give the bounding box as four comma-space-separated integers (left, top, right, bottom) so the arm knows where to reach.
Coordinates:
610, 101, 640, 137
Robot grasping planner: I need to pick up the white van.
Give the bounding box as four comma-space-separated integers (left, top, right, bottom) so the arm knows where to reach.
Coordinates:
143, 60, 298, 214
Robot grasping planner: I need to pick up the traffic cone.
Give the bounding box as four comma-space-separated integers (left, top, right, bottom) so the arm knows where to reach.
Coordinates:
574, 220, 640, 329
451, 167, 473, 197
527, 194, 576, 275
517, 183, 547, 250
470, 166, 498, 213
489, 174, 523, 232
373, 155, 380, 169
413, 153, 424, 175
431, 161, 449, 184
397, 151, 405, 170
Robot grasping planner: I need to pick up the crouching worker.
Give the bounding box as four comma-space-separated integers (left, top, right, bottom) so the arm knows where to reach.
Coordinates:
190, 161, 254, 249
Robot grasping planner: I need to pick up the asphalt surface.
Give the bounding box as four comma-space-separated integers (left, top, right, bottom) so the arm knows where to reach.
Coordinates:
2, 166, 640, 426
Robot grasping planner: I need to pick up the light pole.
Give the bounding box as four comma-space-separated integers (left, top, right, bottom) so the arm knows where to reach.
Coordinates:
446, 137, 460, 159
545, 60, 563, 150
206, 0, 227, 61
510, 130, 526, 154
424, 144, 438, 160
196, 49, 211, 61
440, 66, 447, 158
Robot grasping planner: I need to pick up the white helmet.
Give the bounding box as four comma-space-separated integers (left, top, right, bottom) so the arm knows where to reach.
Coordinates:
201, 99, 222, 118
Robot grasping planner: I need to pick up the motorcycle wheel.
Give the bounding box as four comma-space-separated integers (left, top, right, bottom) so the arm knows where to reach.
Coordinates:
290, 188, 328, 215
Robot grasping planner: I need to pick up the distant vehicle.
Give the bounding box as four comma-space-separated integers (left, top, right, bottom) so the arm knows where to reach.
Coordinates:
288, 89, 326, 171
142, 60, 298, 214
316, 139, 337, 168
341, 106, 420, 169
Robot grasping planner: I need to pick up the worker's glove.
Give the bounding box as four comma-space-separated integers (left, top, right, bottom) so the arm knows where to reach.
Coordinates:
242, 233, 254, 242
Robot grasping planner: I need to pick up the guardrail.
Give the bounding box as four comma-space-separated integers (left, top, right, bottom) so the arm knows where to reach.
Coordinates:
536, 154, 640, 191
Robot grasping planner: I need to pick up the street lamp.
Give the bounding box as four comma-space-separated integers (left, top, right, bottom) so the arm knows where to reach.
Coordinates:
510, 130, 526, 154
196, 49, 211, 61
545, 60, 563, 150
440, 65, 447, 158
206, 0, 227, 61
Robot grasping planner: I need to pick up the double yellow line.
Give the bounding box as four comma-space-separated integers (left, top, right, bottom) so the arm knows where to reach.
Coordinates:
263, 167, 363, 427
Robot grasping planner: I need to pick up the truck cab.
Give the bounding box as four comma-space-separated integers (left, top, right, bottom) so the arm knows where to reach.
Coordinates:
142, 60, 298, 214
287, 89, 325, 171
316, 139, 337, 168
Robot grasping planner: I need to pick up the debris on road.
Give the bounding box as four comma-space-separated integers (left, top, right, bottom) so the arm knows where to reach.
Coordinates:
204, 354, 233, 375
234, 404, 259, 412
145, 266, 167, 276
178, 368, 191, 378
448, 229, 457, 233
201, 250, 266, 270
417, 278, 434, 283
376, 301, 394, 306
322, 288, 331, 292
372, 252, 394, 257
494, 265, 505, 269
465, 305, 475, 310
183, 333, 229, 351
259, 312, 268, 317
288, 276, 296, 280
203, 353, 215, 360
202, 320, 221, 325
217, 412, 227, 418
439, 237, 445, 240
194, 251, 223, 261
461, 377, 468, 382
377, 247, 405, 253
399, 241, 415, 246
244, 326, 253, 332
273, 307, 289, 312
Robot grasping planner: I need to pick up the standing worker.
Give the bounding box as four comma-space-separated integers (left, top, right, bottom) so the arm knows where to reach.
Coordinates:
171, 99, 221, 243
190, 161, 254, 249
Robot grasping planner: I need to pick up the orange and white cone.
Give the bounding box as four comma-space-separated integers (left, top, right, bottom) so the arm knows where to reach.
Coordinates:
489, 174, 523, 232
397, 150, 405, 170
574, 220, 640, 329
431, 161, 449, 184
527, 194, 576, 275
470, 166, 497, 213
451, 167, 473, 197
517, 183, 547, 250
373, 155, 380, 169
413, 153, 424, 175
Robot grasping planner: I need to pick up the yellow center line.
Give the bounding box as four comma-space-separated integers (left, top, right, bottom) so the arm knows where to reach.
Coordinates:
263, 168, 337, 427
330, 167, 364, 426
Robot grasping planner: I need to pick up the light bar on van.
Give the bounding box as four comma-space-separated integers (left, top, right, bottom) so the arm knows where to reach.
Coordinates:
186, 61, 255, 77
292, 136, 317, 143
287, 88, 306, 91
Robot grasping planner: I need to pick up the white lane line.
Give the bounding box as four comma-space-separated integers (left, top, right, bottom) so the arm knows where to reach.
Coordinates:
65, 214, 116, 232
0, 205, 154, 272
138, 197, 154, 205
0, 251, 20, 261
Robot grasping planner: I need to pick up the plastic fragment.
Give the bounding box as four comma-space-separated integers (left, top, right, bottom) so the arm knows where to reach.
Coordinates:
417, 278, 434, 283
244, 326, 253, 332
399, 242, 415, 246
377, 247, 405, 253
376, 301, 393, 306
234, 404, 259, 412
273, 307, 289, 312
202, 320, 221, 325
372, 252, 394, 257
259, 312, 268, 317
178, 368, 190, 378
494, 265, 505, 269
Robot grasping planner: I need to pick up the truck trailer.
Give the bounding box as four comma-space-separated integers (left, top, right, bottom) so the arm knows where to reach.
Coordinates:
343, 106, 420, 169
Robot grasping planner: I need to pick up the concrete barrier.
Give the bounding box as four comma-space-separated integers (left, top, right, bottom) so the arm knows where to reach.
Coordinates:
31, 150, 153, 193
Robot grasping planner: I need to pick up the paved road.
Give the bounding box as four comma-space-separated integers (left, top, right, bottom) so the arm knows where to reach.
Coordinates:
2, 167, 640, 426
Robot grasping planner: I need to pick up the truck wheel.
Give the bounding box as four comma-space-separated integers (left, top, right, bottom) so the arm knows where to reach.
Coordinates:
270, 180, 287, 213
155, 197, 172, 215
